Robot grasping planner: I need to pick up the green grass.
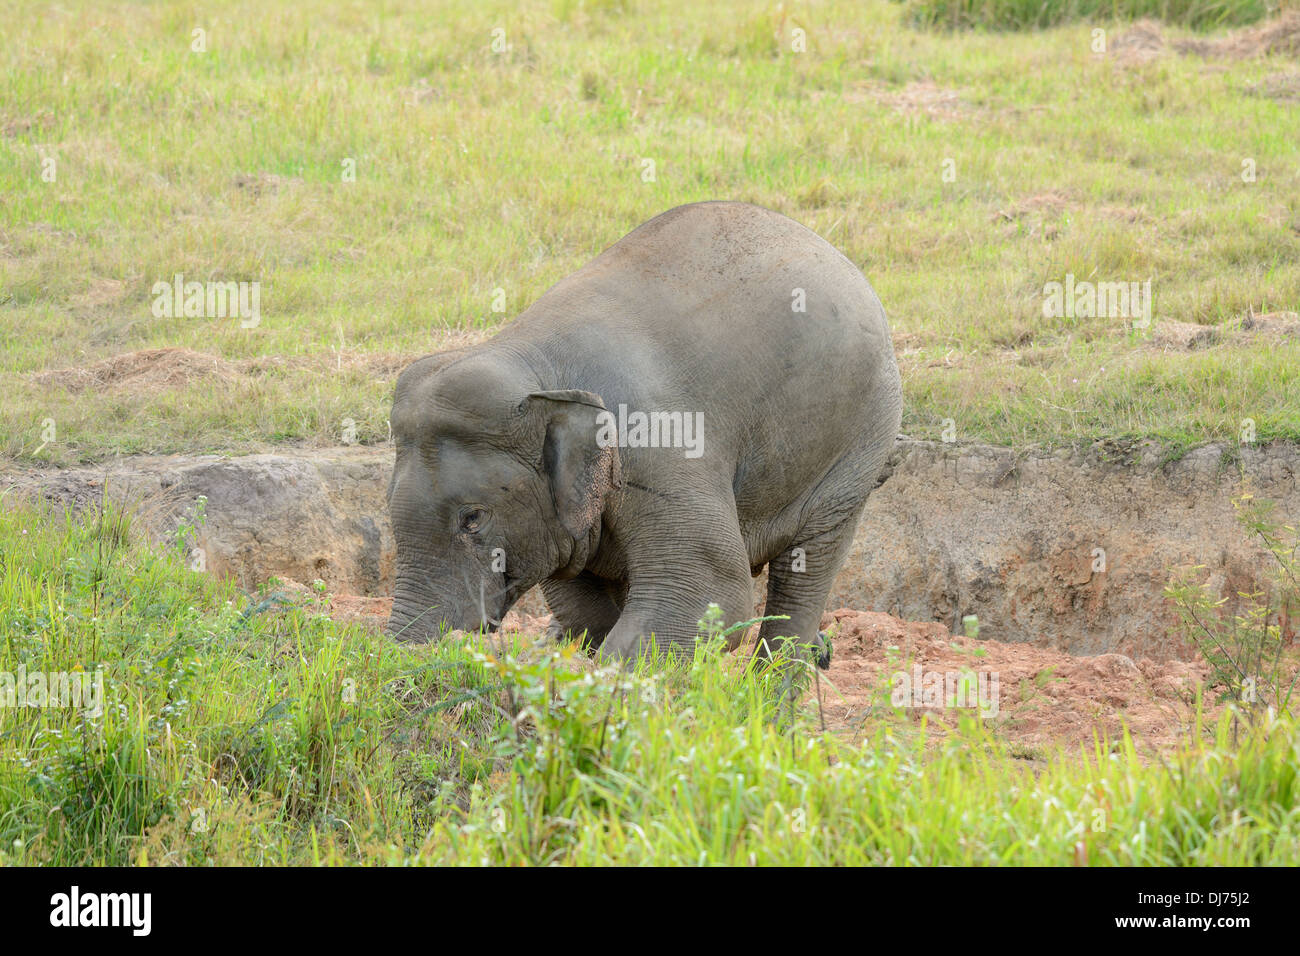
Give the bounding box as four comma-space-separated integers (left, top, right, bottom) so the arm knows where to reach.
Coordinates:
2, 502, 1297, 865
900, 0, 1279, 31
1, 0, 1298, 464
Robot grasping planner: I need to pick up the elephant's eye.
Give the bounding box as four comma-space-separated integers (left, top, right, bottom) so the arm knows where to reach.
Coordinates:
459, 508, 487, 534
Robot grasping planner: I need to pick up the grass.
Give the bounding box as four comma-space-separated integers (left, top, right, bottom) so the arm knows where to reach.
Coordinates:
1, 502, 1297, 865
900, 0, 1281, 31
1, 0, 1298, 464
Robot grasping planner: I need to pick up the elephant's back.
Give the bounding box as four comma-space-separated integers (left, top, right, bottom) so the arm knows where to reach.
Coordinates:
577, 202, 879, 328
503, 202, 900, 472
512, 202, 891, 375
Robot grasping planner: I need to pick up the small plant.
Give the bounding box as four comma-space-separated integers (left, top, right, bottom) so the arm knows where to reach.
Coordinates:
1166, 494, 1300, 740
172, 495, 207, 559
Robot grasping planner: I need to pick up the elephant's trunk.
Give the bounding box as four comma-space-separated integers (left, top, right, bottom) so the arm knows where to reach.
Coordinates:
387, 568, 456, 643
387, 565, 507, 642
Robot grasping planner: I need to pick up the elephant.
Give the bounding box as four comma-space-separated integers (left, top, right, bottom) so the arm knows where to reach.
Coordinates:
386, 200, 902, 667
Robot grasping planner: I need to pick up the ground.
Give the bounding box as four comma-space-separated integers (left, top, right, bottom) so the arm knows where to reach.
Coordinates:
816, 608, 1214, 756
304, 583, 1219, 757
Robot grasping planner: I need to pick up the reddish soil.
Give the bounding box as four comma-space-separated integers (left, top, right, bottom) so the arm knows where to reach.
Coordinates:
293, 584, 1218, 759
814, 608, 1214, 758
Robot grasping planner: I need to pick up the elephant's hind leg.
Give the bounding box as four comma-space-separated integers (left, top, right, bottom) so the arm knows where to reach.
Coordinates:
755, 508, 862, 670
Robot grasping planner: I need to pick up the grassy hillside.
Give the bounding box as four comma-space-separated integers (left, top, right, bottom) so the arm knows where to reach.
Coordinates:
1, 503, 1297, 865
1, 0, 1298, 463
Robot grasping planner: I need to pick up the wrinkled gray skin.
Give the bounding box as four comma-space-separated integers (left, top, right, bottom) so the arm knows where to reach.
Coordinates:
386, 201, 902, 666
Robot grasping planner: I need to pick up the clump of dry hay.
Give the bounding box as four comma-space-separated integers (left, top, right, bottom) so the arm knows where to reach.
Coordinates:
1113, 12, 1300, 62
28, 342, 493, 395
1174, 10, 1300, 58
1240, 310, 1300, 336
32, 348, 243, 393
1111, 18, 1166, 63
834, 80, 975, 120
231, 171, 304, 196
1244, 70, 1300, 100
1140, 311, 1300, 351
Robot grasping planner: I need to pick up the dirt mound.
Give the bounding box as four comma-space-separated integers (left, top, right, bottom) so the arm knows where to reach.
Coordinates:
31, 332, 496, 397
989, 190, 1148, 239
1, 110, 56, 138
1241, 309, 1300, 335
1140, 311, 1300, 351
873, 80, 970, 118
232, 171, 303, 196
1245, 70, 1300, 101
32, 348, 242, 392
1113, 13, 1300, 62
817, 608, 1214, 755
1175, 11, 1300, 58
276, 589, 1219, 757
1146, 319, 1220, 350
999, 191, 1073, 218
29, 347, 446, 395
71, 278, 129, 310
833, 80, 974, 120
1111, 19, 1166, 64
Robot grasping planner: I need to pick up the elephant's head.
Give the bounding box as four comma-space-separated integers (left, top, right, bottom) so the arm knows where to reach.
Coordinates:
385, 351, 620, 642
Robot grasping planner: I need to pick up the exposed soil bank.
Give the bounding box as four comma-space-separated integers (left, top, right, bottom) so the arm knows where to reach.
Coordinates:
4, 439, 1295, 661
2, 447, 396, 596
838, 440, 1297, 660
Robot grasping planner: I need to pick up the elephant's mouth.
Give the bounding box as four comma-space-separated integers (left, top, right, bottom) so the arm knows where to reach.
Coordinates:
390, 569, 528, 639
475, 573, 526, 633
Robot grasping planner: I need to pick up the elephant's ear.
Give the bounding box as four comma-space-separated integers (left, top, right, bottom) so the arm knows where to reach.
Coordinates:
523, 390, 621, 539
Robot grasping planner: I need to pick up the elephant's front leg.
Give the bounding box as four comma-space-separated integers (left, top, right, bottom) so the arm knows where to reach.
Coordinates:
540, 572, 625, 651
597, 513, 755, 664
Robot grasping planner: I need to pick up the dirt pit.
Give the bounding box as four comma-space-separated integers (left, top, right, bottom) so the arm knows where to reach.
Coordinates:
7, 437, 1295, 757
814, 608, 1215, 757
278, 581, 1218, 758
7, 438, 1298, 662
